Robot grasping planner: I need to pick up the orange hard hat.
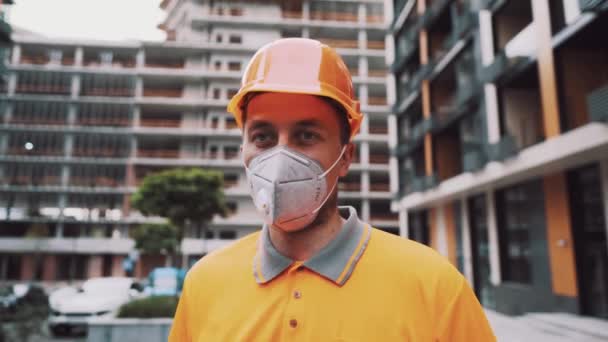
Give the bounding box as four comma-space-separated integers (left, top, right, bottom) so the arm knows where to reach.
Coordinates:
227, 38, 362, 140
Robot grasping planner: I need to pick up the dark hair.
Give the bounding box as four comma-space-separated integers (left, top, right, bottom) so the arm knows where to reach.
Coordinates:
241, 93, 351, 146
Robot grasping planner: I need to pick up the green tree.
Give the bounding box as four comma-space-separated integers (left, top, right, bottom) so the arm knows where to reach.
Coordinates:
130, 168, 228, 266
132, 224, 179, 266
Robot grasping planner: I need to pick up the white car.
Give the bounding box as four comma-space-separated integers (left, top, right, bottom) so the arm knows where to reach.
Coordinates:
48, 277, 145, 336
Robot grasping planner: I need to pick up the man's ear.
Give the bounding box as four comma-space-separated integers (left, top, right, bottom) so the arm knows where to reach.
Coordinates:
338, 142, 355, 177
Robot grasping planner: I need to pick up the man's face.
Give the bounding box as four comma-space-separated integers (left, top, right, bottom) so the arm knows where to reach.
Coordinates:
242, 92, 355, 231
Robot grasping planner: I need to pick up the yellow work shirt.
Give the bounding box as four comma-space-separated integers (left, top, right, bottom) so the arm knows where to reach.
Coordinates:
169, 206, 496, 341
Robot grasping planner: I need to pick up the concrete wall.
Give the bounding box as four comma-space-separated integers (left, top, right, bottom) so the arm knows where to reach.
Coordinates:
87, 319, 172, 342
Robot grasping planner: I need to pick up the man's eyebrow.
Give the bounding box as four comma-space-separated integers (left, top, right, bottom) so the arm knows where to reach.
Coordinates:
247, 120, 273, 131
294, 119, 326, 130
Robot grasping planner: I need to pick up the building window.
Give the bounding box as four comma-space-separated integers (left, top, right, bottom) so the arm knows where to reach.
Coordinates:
227, 61, 241, 71
408, 210, 429, 246
229, 35, 242, 44
100, 51, 113, 65
219, 231, 237, 239
215, 35, 223, 43
496, 179, 545, 284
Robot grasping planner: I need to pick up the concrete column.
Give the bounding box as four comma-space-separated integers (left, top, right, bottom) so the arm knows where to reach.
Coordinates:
57, 195, 66, 238
67, 104, 77, 126
361, 199, 370, 221
358, 56, 367, 77
360, 142, 369, 165
302, 0, 310, 20
136, 49, 145, 68
7, 72, 16, 96
435, 205, 448, 257
135, 77, 143, 98
486, 190, 502, 285
460, 198, 474, 287
484, 84, 501, 144
64, 134, 73, 158
2, 102, 12, 123
42, 255, 57, 282
20, 254, 35, 281
11, 45, 21, 65
361, 171, 370, 193
132, 106, 141, 127
601, 160, 608, 254
70, 75, 80, 99
361, 114, 369, 135
358, 30, 367, 50
111, 255, 124, 276
87, 255, 103, 279
478, 11, 495, 66
301, 28, 310, 38
74, 47, 83, 66
359, 85, 368, 106
399, 209, 408, 238
358, 3, 366, 23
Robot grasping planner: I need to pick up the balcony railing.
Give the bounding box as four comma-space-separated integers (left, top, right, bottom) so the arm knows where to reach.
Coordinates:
480, 51, 530, 85
70, 176, 122, 187
83, 60, 136, 69
463, 145, 487, 172
368, 125, 388, 134
6, 147, 63, 156
338, 182, 362, 192
282, 11, 303, 19
368, 97, 387, 106
7, 175, 61, 186
139, 119, 181, 128
370, 183, 390, 192
367, 40, 386, 50
368, 69, 387, 77
72, 148, 126, 158
317, 38, 358, 49
487, 135, 517, 161
80, 88, 133, 97
144, 61, 185, 69
369, 154, 390, 164
9, 117, 66, 126
20, 56, 75, 66
578, 0, 608, 11
588, 84, 608, 123
76, 117, 131, 127
137, 149, 180, 158
142, 89, 183, 98
370, 213, 399, 221
310, 11, 358, 22
15, 84, 71, 95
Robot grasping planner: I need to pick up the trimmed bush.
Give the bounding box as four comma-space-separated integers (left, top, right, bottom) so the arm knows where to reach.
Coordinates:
117, 296, 178, 318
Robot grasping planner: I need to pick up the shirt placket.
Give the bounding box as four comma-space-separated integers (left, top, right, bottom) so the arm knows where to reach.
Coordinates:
281, 262, 307, 341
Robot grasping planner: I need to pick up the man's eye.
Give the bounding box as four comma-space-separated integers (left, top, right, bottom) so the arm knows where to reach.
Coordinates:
298, 131, 318, 141
252, 133, 273, 144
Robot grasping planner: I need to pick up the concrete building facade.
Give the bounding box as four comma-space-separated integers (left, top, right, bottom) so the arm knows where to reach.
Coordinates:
0, 0, 396, 283
389, 0, 608, 318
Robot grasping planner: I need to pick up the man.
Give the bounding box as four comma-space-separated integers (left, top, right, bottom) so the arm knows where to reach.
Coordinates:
169, 38, 495, 341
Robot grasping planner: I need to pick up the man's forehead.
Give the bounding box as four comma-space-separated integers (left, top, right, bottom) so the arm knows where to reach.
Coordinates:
246, 117, 327, 130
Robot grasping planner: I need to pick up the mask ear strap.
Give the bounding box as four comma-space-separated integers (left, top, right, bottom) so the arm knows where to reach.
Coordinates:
319, 145, 347, 178
313, 145, 348, 213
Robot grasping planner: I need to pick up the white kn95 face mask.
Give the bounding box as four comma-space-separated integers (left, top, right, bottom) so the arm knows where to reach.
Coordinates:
244, 145, 346, 231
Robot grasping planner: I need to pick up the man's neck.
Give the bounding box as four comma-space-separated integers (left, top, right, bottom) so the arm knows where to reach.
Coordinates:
269, 208, 345, 261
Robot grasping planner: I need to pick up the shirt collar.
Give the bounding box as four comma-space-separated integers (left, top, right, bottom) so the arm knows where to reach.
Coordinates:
253, 206, 371, 286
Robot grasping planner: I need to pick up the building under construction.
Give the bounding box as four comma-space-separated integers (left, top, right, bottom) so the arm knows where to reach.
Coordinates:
0, 0, 395, 282
389, 0, 608, 318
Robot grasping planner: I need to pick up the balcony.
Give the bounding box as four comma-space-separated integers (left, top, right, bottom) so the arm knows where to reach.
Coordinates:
19, 55, 75, 67
420, 0, 451, 30
317, 38, 358, 49
369, 153, 390, 164
8, 116, 66, 126
76, 117, 131, 127
6, 147, 63, 157
579, 0, 608, 11
310, 11, 358, 23
80, 88, 133, 97
588, 84, 608, 122
15, 84, 71, 96
0, 237, 134, 254
487, 135, 517, 161
462, 142, 487, 172
480, 51, 531, 84
368, 97, 387, 106
72, 148, 127, 159
369, 183, 390, 192
338, 182, 362, 192
7, 175, 61, 187
137, 149, 180, 159
70, 176, 122, 188
139, 118, 181, 128
142, 88, 183, 98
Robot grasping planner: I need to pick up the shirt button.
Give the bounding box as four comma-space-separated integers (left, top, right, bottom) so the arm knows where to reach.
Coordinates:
289, 319, 298, 328
293, 290, 302, 299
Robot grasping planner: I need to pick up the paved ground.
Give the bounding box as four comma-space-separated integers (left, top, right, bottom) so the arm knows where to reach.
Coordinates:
487, 310, 608, 341
20, 311, 608, 341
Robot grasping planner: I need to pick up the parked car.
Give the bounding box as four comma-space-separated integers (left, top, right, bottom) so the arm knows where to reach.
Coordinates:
145, 267, 186, 296
48, 277, 145, 336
